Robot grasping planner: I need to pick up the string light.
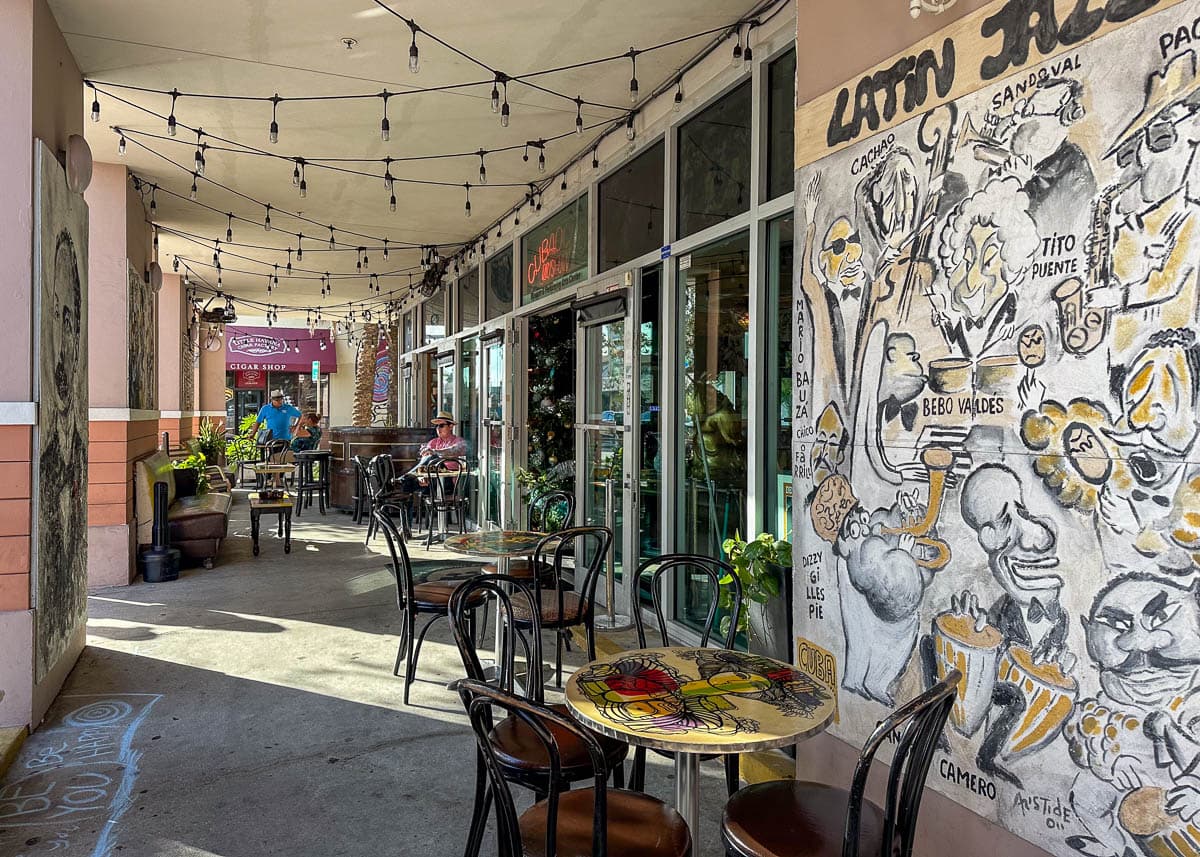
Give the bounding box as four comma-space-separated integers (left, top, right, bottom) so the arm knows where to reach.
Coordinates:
626, 112, 636, 141
264, 204, 272, 232
167, 88, 179, 136
91, 87, 101, 122
328, 226, 336, 250
744, 24, 755, 63
292, 160, 301, 187
491, 73, 503, 113
296, 233, 304, 261
189, 172, 198, 200
560, 174, 567, 192
389, 191, 397, 213
732, 26, 743, 63
628, 49, 639, 102
674, 80, 684, 112
380, 91, 391, 142
537, 140, 546, 174
149, 186, 157, 216
477, 150, 487, 185
118, 134, 126, 155
575, 97, 584, 134
269, 94, 281, 143
408, 21, 420, 74
225, 213, 233, 242
500, 79, 510, 127
286, 248, 293, 275
592, 147, 599, 169
298, 161, 307, 198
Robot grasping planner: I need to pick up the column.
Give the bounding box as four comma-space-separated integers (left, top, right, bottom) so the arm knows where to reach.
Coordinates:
198, 328, 227, 432
84, 161, 157, 588
157, 272, 197, 444
0, 0, 86, 731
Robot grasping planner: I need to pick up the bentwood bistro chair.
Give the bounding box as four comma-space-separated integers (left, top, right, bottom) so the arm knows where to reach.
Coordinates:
449, 575, 630, 857
629, 554, 744, 796
365, 454, 415, 543
511, 526, 612, 687
720, 670, 960, 857
374, 507, 485, 704
454, 677, 692, 857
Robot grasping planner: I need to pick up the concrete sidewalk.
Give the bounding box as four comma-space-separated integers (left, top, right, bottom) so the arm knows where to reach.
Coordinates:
0, 495, 730, 857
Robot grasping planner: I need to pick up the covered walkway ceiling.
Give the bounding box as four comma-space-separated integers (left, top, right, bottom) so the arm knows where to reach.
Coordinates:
51, 0, 765, 307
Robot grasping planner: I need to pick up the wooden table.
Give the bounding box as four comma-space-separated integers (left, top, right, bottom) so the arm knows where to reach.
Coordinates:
565, 646, 836, 840
444, 531, 546, 678
249, 492, 294, 555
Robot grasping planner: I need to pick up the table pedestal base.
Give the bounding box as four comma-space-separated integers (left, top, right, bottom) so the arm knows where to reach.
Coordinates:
675, 752, 701, 843
593, 613, 633, 631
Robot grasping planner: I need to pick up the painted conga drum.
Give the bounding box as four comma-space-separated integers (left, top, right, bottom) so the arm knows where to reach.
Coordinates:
932, 611, 1003, 736
998, 645, 1078, 759
1119, 786, 1200, 857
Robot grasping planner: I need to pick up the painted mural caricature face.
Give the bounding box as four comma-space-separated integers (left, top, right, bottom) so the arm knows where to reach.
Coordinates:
811, 402, 848, 484
882, 333, 926, 402
961, 465, 1062, 604
856, 148, 920, 259
1083, 574, 1200, 708
1012, 79, 1084, 162
1065, 422, 1113, 484
1108, 331, 1200, 485
818, 217, 868, 295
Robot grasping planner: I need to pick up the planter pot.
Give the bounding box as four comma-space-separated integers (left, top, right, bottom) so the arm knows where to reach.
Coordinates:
746, 562, 793, 662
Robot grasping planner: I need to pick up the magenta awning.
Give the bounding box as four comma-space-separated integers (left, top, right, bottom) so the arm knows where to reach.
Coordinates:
224, 325, 337, 373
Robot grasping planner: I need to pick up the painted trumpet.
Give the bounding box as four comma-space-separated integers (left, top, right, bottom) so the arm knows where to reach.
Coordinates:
956, 114, 1013, 167
882, 446, 954, 569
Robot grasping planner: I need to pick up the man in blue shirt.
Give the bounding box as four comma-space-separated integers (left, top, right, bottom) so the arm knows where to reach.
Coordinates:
255, 389, 301, 441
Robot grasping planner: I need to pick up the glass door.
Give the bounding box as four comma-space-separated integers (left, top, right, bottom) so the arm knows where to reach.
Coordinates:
481, 337, 506, 529
576, 296, 634, 628
437, 351, 456, 418
460, 336, 480, 527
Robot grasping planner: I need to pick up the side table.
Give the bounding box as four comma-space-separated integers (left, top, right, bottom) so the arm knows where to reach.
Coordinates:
249, 492, 294, 556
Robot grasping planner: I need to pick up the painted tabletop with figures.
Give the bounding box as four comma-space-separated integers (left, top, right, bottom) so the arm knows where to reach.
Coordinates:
443, 530, 546, 558
565, 646, 837, 754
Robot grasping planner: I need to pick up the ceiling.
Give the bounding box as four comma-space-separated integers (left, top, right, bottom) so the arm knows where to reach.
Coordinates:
49, 0, 763, 317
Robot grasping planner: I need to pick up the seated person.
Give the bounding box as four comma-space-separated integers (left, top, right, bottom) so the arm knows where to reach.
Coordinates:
290, 412, 323, 453
402, 411, 468, 490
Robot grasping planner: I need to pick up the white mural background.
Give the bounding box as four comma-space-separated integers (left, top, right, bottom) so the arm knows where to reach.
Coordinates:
794, 2, 1200, 854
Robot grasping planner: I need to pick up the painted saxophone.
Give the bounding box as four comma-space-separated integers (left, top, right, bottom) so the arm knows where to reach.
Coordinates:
882, 446, 954, 570
1051, 180, 1129, 356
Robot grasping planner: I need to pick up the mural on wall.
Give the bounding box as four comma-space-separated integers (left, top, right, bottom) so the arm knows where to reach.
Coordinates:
34, 142, 88, 683
371, 328, 393, 426
127, 261, 155, 410
180, 319, 196, 412
793, 2, 1200, 855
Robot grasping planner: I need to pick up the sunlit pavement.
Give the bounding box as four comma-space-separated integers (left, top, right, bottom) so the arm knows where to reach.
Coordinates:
0, 493, 728, 857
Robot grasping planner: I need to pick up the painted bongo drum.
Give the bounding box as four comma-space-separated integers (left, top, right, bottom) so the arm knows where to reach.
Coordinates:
998, 644, 1078, 759
933, 611, 1003, 736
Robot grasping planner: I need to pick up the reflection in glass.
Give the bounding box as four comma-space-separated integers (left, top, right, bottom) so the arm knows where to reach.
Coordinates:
460, 337, 479, 525
437, 356, 455, 420
767, 50, 796, 201
424, 291, 446, 346
403, 311, 414, 352
677, 232, 749, 626
677, 82, 752, 239
638, 267, 662, 564
459, 268, 480, 329
581, 317, 625, 596
599, 142, 665, 273
765, 216, 794, 540
484, 341, 505, 527
485, 247, 514, 322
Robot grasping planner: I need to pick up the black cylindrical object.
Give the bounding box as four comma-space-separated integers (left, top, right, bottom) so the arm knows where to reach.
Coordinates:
152, 482, 169, 548
140, 481, 180, 583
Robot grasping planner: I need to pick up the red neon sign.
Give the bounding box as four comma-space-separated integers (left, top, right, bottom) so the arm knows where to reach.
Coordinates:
526, 227, 571, 287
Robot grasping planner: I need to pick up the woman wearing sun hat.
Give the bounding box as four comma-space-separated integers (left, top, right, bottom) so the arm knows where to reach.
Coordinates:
402, 411, 469, 487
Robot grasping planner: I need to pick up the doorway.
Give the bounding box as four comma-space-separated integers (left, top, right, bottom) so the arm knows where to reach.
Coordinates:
480, 335, 506, 529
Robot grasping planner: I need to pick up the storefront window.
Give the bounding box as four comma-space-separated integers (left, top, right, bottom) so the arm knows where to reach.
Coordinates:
767, 50, 796, 201
522, 194, 588, 305
403, 311, 414, 353
437, 354, 456, 420
599, 141, 664, 272
525, 308, 576, 489
459, 268, 480, 330
424, 291, 446, 346
460, 336, 479, 523
638, 267, 662, 563
677, 231, 749, 594
677, 82, 752, 239
484, 246, 513, 322
765, 216, 794, 540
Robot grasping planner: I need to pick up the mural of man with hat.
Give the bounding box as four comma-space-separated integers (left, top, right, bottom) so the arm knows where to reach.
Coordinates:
1094, 50, 1200, 368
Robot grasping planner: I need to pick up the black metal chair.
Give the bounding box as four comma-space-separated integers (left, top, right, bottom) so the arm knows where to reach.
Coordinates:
422, 457, 471, 547
374, 507, 484, 705
720, 670, 960, 857
351, 455, 371, 524
629, 553, 744, 796
365, 454, 414, 544
453, 678, 691, 857
449, 575, 631, 857
511, 526, 612, 688
482, 489, 576, 581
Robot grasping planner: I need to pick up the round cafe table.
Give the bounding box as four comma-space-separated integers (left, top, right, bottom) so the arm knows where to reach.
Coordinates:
444, 530, 546, 678
565, 646, 837, 841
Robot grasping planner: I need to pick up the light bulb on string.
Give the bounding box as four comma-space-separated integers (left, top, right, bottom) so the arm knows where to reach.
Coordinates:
189, 173, 198, 200
523, 144, 529, 165
464, 184, 471, 219
152, 226, 159, 250
500, 80, 510, 127
731, 26, 742, 64
299, 164, 307, 198
118, 134, 126, 156
673, 80, 684, 112
626, 113, 636, 141
574, 97, 584, 134
292, 160, 300, 187
149, 186, 157, 215
408, 22, 420, 74
560, 175, 567, 192
273, 265, 280, 289
383, 157, 394, 191
213, 240, 220, 267
172, 255, 179, 272
491, 74, 502, 113
592, 148, 599, 169
537, 141, 546, 174
269, 94, 281, 143
264, 204, 272, 231
744, 33, 754, 63
286, 248, 293, 275
629, 49, 639, 102
296, 233, 304, 260
389, 191, 398, 211
328, 227, 335, 249
380, 91, 391, 142
225, 213, 233, 243
90, 89, 100, 122
167, 89, 179, 136
478, 150, 487, 185
383, 239, 389, 260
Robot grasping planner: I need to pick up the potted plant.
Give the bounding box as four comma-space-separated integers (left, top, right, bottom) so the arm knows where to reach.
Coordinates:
224, 414, 260, 486
720, 532, 793, 660
195, 417, 226, 466
171, 452, 210, 495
